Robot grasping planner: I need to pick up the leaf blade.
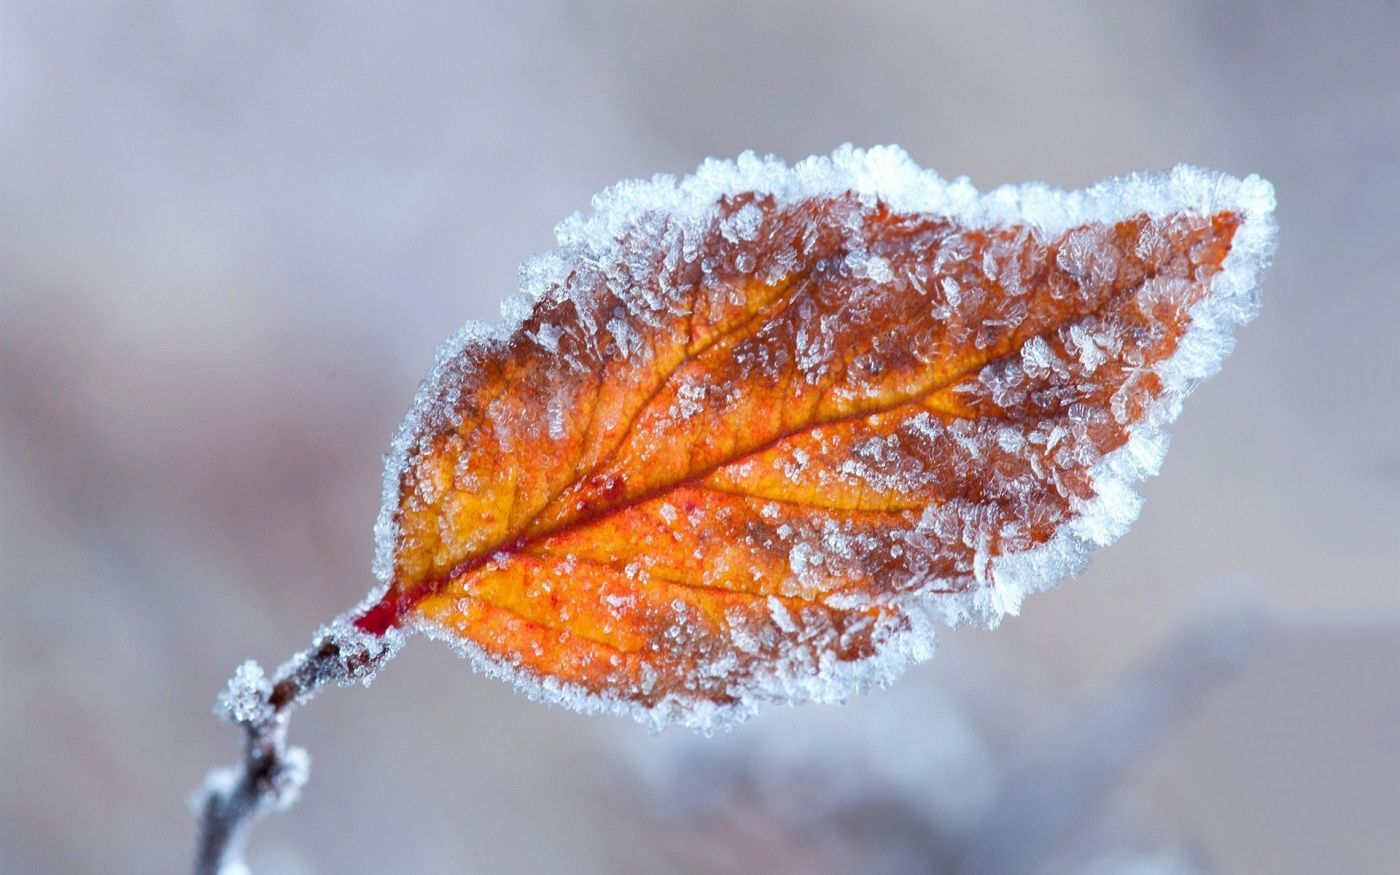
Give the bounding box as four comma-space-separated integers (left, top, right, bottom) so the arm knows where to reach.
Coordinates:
359, 147, 1275, 728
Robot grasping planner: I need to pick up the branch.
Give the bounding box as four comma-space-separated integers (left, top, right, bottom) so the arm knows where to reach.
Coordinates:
953, 604, 1262, 875
193, 625, 401, 875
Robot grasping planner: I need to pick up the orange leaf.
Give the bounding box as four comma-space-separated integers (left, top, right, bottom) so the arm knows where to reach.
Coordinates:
353, 146, 1275, 728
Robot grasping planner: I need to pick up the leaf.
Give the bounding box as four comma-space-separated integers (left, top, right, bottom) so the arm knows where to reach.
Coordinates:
352, 146, 1275, 729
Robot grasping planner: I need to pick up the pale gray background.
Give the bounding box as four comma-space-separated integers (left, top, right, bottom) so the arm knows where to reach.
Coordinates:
2, 2, 1397, 873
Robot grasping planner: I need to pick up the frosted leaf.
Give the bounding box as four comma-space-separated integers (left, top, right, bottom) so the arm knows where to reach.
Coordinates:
364, 145, 1275, 730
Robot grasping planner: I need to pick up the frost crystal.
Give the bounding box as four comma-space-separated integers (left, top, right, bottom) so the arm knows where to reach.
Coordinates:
215, 660, 274, 727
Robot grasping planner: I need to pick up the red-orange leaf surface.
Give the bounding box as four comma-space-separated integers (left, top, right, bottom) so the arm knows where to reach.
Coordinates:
353, 147, 1275, 728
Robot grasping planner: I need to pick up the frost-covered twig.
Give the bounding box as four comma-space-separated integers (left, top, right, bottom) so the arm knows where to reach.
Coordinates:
193, 626, 401, 875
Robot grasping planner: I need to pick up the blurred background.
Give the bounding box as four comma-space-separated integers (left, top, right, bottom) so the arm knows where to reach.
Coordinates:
2, 1, 1397, 872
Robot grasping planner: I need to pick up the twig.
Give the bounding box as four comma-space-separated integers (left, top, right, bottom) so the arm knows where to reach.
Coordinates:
193, 626, 400, 875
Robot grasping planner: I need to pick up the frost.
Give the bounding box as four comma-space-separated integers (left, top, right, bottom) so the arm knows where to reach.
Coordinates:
847, 250, 893, 283
865, 255, 893, 283
196, 746, 310, 820
499, 293, 534, 325
1019, 334, 1054, 375
941, 275, 962, 308
606, 310, 637, 357
528, 322, 562, 353
546, 394, 567, 440
673, 382, 705, 419
720, 201, 764, 242
1069, 323, 1108, 373
788, 541, 823, 583
215, 660, 274, 727
767, 596, 798, 633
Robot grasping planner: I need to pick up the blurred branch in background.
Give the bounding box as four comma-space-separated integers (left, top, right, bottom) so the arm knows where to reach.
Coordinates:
955, 605, 1259, 875
611, 602, 1261, 875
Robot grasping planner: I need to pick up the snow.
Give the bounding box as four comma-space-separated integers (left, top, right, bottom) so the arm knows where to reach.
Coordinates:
373, 144, 1275, 731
